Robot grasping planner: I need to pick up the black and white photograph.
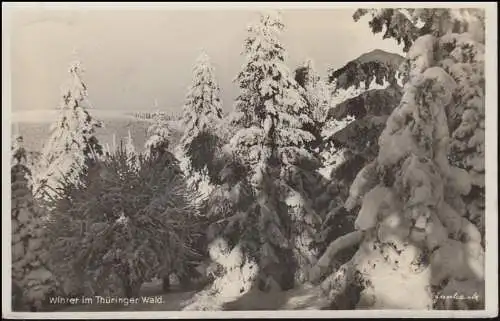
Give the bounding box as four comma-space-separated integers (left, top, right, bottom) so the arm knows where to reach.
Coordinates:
2, 2, 498, 318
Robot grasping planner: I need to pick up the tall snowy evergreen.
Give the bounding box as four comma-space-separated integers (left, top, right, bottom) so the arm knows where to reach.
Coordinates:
35, 60, 103, 202
177, 52, 224, 203
312, 8, 485, 310
215, 11, 323, 290
11, 136, 56, 311
180, 52, 223, 153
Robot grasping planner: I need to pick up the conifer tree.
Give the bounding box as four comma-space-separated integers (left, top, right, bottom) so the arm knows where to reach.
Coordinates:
222, 11, 323, 290
295, 58, 331, 124
124, 129, 139, 171
144, 110, 173, 159
180, 52, 223, 154
144, 109, 209, 289
176, 52, 225, 204
312, 8, 485, 310
124, 129, 135, 155
35, 60, 103, 202
11, 136, 56, 311
46, 141, 201, 297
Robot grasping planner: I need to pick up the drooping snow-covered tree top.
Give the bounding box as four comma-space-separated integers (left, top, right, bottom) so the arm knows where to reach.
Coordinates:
180, 52, 223, 150
36, 60, 103, 198
230, 11, 315, 168
353, 8, 485, 52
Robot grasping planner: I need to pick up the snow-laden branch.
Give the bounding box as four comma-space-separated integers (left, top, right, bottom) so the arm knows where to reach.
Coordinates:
309, 230, 363, 283
319, 258, 357, 303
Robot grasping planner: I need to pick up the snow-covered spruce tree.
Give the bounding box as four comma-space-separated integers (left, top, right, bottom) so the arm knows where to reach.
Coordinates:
295, 58, 332, 124
311, 9, 485, 310
11, 136, 56, 311
124, 129, 139, 171
293, 59, 331, 157
35, 60, 103, 203
222, 11, 323, 290
124, 129, 135, 155
177, 52, 224, 204
47, 141, 202, 297
180, 52, 223, 153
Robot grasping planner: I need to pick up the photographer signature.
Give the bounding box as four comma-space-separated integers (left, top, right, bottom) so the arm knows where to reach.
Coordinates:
433, 292, 481, 302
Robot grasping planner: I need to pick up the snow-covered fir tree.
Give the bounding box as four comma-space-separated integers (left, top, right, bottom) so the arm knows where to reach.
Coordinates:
176, 52, 224, 204
218, 11, 324, 290
311, 8, 485, 310
295, 58, 331, 124
124, 129, 139, 171
11, 136, 56, 311
180, 52, 223, 153
124, 129, 135, 155
35, 60, 103, 202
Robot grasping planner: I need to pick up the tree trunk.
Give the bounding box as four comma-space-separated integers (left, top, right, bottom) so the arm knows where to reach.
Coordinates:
162, 276, 170, 292
179, 273, 192, 289
12, 281, 23, 311
123, 279, 142, 297
124, 284, 133, 297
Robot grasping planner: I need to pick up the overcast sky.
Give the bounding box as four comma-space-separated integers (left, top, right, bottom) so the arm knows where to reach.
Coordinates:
7, 7, 404, 113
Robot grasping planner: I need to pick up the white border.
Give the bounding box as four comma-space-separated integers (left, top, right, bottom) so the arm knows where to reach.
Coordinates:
1, 2, 497, 9
2, 1, 14, 319
2, 2, 498, 319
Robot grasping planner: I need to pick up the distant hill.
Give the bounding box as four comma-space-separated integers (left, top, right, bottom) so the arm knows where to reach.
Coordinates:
327, 49, 405, 91
356, 49, 405, 66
